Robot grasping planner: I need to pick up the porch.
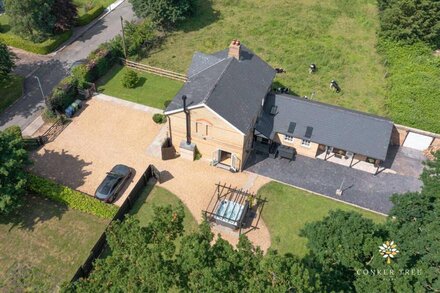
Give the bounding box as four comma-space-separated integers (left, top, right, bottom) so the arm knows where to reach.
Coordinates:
315, 145, 383, 175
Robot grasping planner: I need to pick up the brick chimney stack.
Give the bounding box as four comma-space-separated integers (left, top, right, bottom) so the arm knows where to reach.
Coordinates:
228, 39, 241, 60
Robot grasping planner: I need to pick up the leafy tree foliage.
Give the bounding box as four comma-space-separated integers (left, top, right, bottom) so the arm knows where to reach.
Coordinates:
129, 0, 195, 29
65, 206, 321, 292
378, 0, 440, 48
5, 0, 56, 42
52, 0, 78, 33
0, 126, 28, 214
0, 41, 16, 82
123, 19, 157, 59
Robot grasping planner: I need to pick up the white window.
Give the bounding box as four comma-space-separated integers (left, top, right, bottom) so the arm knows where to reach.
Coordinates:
284, 135, 294, 142
301, 139, 311, 147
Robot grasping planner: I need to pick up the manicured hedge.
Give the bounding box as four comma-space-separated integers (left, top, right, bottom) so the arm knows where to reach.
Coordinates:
47, 76, 78, 112
0, 31, 72, 55
28, 174, 118, 219
76, 6, 105, 27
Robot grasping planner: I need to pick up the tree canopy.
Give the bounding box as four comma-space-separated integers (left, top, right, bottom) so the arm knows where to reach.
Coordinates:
4, 0, 77, 41
129, 0, 195, 29
0, 41, 16, 82
0, 126, 28, 214
378, 0, 440, 48
64, 205, 321, 292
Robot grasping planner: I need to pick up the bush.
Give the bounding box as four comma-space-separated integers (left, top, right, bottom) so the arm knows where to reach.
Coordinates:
0, 31, 72, 55
152, 113, 167, 124
42, 108, 58, 123
28, 174, 118, 219
46, 76, 78, 112
71, 64, 89, 89
122, 69, 139, 88
76, 5, 105, 27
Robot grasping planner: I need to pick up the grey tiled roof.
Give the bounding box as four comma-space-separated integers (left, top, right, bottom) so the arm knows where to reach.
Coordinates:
165, 45, 276, 133
255, 94, 393, 160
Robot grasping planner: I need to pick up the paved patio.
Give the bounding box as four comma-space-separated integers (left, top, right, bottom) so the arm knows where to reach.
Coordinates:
245, 152, 423, 214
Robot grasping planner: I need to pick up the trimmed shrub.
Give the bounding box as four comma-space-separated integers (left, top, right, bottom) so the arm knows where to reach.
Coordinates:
46, 76, 78, 112
0, 31, 72, 55
28, 174, 118, 219
153, 113, 167, 124
76, 5, 105, 27
71, 64, 89, 89
122, 69, 139, 88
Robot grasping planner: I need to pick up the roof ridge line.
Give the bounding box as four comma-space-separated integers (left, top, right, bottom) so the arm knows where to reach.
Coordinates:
277, 94, 392, 123
187, 53, 223, 79
201, 58, 234, 104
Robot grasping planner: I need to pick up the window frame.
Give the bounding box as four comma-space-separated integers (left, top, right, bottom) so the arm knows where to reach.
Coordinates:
301, 139, 311, 148
284, 135, 294, 143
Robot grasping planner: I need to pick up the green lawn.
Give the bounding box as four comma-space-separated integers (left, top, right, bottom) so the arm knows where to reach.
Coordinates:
142, 0, 387, 115
0, 75, 23, 113
97, 64, 183, 109
259, 182, 386, 257
130, 184, 198, 235
0, 194, 108, 291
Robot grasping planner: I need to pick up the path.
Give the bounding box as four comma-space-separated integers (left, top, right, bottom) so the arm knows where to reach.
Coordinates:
0, 1, 136, 131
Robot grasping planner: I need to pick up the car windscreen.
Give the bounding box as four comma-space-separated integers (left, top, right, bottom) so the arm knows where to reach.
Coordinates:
96, 175, 121, 199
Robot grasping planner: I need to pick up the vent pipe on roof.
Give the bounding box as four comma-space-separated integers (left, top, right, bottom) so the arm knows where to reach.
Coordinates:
182, 95, 191, 145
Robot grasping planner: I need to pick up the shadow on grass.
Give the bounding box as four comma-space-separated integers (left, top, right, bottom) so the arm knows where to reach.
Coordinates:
136, 76, 147, 88
96, 64, 124, 91
128, 182, 155, 216
179, 0, 220, 33
272, 81, 300, 96
0, 194, 68, 231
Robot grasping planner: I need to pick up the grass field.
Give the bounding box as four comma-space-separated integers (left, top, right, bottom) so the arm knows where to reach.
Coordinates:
130, 184, 198, 235
0, 75, 23, 113
259, 182, 386, 257
142, 0, 387, 115
97, 65, 183, 109
0, 195, 108, 291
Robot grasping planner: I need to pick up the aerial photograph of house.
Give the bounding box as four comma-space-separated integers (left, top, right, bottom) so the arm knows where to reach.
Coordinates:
0, 0, 439, 292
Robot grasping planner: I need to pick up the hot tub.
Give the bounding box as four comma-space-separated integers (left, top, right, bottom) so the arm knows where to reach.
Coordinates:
213, 200, 249, 229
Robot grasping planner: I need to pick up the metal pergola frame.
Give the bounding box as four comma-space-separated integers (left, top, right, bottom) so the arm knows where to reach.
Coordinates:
204, 182, 266, 235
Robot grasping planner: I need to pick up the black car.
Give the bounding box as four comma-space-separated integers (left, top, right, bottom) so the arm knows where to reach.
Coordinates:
95, 165, 132, 203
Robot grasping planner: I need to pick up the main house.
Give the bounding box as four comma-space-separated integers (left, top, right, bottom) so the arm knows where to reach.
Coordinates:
164, 40, 394, 172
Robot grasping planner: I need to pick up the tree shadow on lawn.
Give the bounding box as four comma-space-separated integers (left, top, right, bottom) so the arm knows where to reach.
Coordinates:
30, 148, 93, 191
135, 76, 147, 88
179, 0, 220, 33
96, 63, 123, 91
0, 194, 68, 232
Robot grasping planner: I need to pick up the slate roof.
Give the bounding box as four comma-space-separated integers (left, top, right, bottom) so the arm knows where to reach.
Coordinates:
164, 45, 276, 133
255, 94, 393, 160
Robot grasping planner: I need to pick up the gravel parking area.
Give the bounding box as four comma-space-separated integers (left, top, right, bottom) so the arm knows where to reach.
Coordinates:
30, 97, 161, 206
30, 95, 272, 250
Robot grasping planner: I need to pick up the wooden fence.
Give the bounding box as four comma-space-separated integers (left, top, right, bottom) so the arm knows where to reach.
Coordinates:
70, 164, 162, 283
122, 59, 187, 82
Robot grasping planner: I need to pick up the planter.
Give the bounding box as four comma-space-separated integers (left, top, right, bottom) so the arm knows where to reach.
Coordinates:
161, 138, 176, 160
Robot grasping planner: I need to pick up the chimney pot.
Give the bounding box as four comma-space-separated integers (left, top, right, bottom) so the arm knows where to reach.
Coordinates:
228, 39, 241, 60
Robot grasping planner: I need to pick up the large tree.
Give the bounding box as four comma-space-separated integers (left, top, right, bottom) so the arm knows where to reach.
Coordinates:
5, 0, 55, 42
129, 0, 195, 29
64, 206, 321, 292
0, 126, 28, 214
378, 0, 440, 48
52, 0, 77, 33
0, 41, 16, 82
123, 19, 157, 59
